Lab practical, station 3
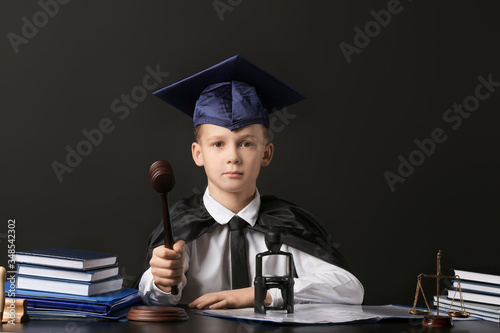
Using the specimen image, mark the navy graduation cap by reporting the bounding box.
[152,55,305,131]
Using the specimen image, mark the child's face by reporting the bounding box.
[192,124,273,197]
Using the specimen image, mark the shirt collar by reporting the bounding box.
[203,187,260,227]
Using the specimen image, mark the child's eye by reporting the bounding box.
[212,142,223,148]
[240,141,254,148]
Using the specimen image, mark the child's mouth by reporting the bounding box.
[223,171,243,178]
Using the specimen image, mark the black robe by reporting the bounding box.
[140,194,351,275]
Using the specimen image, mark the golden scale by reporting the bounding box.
[409,250,470,327]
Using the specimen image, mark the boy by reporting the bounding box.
[138,55,364,309]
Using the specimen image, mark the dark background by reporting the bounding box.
[1,0,499,306]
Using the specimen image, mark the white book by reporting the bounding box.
[454,269,500,286]
[17,264,119,282]
[453,280,500,296]
[448,289,500,306]
[16,275,123,296]
[435,296,500,323]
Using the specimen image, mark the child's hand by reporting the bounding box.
[149,240,185,293]
[188,287,272,309]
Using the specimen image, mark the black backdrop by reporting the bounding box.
[1,1,499,306]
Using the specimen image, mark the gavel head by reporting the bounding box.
[149,160,176,193]
[265,229,283,253]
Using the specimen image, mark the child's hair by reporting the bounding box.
[193,125,202,142]
[194,125,271,143]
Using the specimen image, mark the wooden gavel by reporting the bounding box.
[149,161,178,295]
[126,161,188,322]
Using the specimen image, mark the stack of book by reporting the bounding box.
[433,268,500,323]
[12,247,140,320]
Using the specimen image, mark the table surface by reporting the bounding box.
[1,308,499,333]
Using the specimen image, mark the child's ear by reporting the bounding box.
[192,142,204,166]
[261,142,274,167]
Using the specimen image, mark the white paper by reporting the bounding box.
[202,304,426,324]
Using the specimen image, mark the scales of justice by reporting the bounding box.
[409,250,470,327]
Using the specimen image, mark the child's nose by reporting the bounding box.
[226,145,241,164]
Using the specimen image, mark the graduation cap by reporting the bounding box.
[152,55,305,131]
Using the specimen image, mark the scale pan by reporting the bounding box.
[409,309,431,315]
[448,311,470,318]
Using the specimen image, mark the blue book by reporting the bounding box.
[14,247,118,270]
[7,285,138,303]
[16,275,123,296]
[26,304,134,320]
[25,292,140,315]
[17,263,119,282]
[6,287,140,315]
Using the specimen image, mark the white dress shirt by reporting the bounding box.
[139,188,364,306]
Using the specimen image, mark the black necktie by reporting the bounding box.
[229,215,249,289]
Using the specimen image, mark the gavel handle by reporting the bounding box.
[161,193,179,295]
